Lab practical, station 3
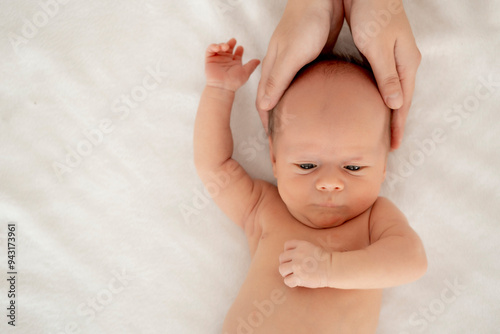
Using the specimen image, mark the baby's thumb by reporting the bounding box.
[243,59,261,78]
[371,57,404,110]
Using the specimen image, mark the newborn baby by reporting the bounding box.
[194,38,427,334]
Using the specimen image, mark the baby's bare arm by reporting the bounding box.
[330,197,427,289]
[194,39,262,229]
[279,197,427,289]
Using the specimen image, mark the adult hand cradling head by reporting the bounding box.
[256,0,421,150]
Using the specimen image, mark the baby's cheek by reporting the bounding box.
[277,185,305,221]
[278,187,297,212]
[351,181,379,209]
[280,178,307,205]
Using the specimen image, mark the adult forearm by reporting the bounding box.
[330,235,427,289]
[193,86,235,174]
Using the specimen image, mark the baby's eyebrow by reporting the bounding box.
[286,142,374,160]
[347,156,365,162]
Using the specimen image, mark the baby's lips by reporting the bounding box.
[316,201,340,209]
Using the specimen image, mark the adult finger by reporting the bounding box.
[367,46,404,110]
[390,43,421,150]
[255,44,277,130]
[257,48,302,113]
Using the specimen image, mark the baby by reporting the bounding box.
[194,38,427,334]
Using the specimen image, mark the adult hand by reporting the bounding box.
[256,0,345,131]
[343,0,421,150]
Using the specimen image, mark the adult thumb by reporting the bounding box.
[370,55,404,110]
[257,55,298,112]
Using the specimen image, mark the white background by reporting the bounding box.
[1,0,499,333]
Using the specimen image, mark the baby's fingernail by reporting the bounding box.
[385,92,402,109]
[260,95,271,110]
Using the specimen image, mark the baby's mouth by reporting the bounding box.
[316,201,341,209]
[319,202,336,208]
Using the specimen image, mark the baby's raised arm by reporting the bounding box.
[194,39,263,230]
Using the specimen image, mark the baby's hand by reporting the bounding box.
[205,38,260,92]
[278,240,332,288]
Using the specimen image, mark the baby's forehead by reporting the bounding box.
[280,60,382,115]
[294,60,375,89]
[272,59,390,148]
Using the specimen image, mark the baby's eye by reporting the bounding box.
[344,165,361,171]
[298,163,317,170]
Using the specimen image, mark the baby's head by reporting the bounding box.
[268,56,391,229]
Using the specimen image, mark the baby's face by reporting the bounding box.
[269,62,390,229]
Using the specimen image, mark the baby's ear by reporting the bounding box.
[268,136,278,178]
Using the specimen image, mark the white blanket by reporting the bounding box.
[1,0,499,333]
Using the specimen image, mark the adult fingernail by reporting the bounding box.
[260,95,272,110]
[386,92,402,109]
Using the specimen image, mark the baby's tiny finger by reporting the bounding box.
[278,251,292,264]
[206,44,220,54]
[234,45,244,59]
[283,239,300,251]
[227,38,237,50]
[278,262,293,277]
[284,275,300,288]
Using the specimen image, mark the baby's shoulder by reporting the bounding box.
[241,179,277,221]
[241,179,280,249]
[368,196,408,241]
[370,196,404,218]
[247,179,280,217]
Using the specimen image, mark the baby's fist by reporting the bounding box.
[278,240,332,288]
[205,38,260,92]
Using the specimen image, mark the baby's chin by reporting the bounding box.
[289,207,350,229]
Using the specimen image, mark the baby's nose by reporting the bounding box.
[316,176,344,192]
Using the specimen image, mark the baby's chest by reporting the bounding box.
[254,208,371,259]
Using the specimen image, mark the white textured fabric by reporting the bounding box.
[1,1,499,333]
